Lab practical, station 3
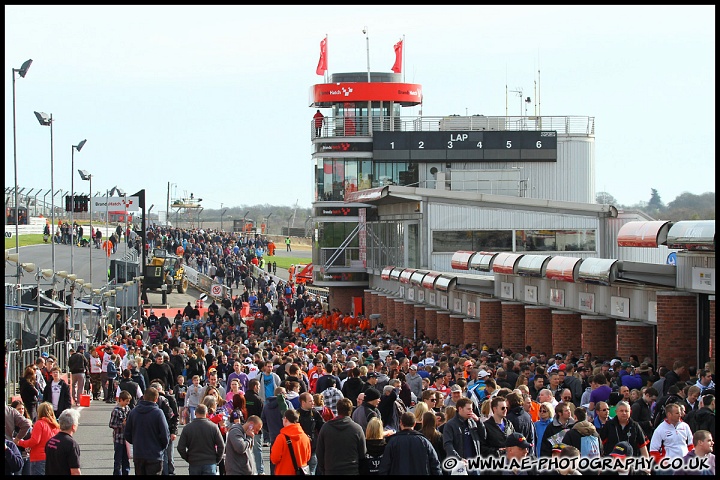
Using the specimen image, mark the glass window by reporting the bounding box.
[432,230,513,253]
[515,229,596,252]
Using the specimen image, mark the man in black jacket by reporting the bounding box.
[630,387,658,437]
[442,397,485,474]
[378,412,441,475]
[298,392,325,475]
[147,354,175,393]
[482,396,515,475]
[68,346,89,405]
[117,369,142,410]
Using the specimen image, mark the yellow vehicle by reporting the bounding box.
[144,248,188,294]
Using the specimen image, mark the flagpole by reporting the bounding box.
[402,34,405,83]
[364,26,371,82]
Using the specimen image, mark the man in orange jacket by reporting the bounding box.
[270,410,311,475]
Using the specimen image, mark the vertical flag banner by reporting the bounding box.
[391,39,403,73]
[316,36,328,76]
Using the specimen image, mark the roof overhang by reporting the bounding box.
[346,185,618,217]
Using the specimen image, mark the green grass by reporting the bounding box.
[5,234,47,250]
[263,256,309,270]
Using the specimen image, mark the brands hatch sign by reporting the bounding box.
[91,196,140,212]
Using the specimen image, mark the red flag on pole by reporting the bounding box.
[391,39,403,73]
[316,37,328,76]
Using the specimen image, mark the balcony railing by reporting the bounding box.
[311,115,595,139]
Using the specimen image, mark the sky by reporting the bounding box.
[5,5,715,216]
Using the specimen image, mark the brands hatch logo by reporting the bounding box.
[321,208,351,216]
[321,143,351,151]
[328,87,354,96]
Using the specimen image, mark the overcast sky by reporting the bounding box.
[5,5,715,215]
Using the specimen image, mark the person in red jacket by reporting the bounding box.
[270,409,312,475]
[17,402,61,475]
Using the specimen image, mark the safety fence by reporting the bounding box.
[5,341,69,405]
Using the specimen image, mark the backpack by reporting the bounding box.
[580,434,601,458]
[652,395,681,430]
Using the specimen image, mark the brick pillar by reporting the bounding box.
[376,294,387,329]
[523,306,551,355]
[363,289,373,316]
[502,302,525,353]
[581,316,616,360]
[449,315,464,347]
[710,296,716,361]
[403,302,415,338]
[436,311,452,345]
[394,299,405,335]
[463,318,480,347]
[425,308,439,341]
[616,322,654,364]
[479,299,502,350]
[386,296,398,332]
[414,305,426,339]
[657,291,697,368]
[552,310,582,356]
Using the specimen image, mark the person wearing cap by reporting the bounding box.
[378,411,441,475]
[619,362,644,391]
[608,441,635,474]
[444,384,464,408]
[467,369,491,407]
[505,432,533,474]
[352,387,382,431]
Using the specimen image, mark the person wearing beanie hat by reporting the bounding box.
[351,387,381,431]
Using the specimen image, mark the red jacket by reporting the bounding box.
[270,423,312,475]
[17,417,60,462]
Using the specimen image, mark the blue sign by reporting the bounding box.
[666,252,677,265]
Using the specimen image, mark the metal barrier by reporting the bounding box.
[5,341,68,405]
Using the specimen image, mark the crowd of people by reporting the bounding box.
[6,225,717,475]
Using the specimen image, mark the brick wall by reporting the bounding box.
[616,322,654,365]
[403,302,415,338]
[415,305,426,339]
[710,296,716,360]
[479,299,502,349]
[502,302,525,353]
[436,311,452,345]
[425,308,438,340]
[463,319,480,346]
[363,289,373,317]
[449,315,464,347]
[552,310,582,356]
[581,316,616,360]
[524,306,551,356]
[376,294,387,328]
[657,291,697,368]
[328,286,365,313]
[394,299,405,335]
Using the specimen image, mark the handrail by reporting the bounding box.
[311,115,595,139]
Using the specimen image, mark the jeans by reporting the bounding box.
[133,458,163,475]
[253,430,265,474]
[188,464,218,475]
[188,406,196,422]
[162,437,175,475]
[308,452,318,475]
[113,442,130,475]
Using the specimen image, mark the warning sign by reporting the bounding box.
[211,284,222,296]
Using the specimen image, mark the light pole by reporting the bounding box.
[266,212,273,235]
[70,139,87,274]
[35,268,54,350]
[35,112,56,271]
[220,207,228,232]
[56,271,77,344]
[79,170,93,286]
[11,58,32,305]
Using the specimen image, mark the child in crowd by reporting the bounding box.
[185,375,203,422]
[109,391,131,475]
[175,374,188,425]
